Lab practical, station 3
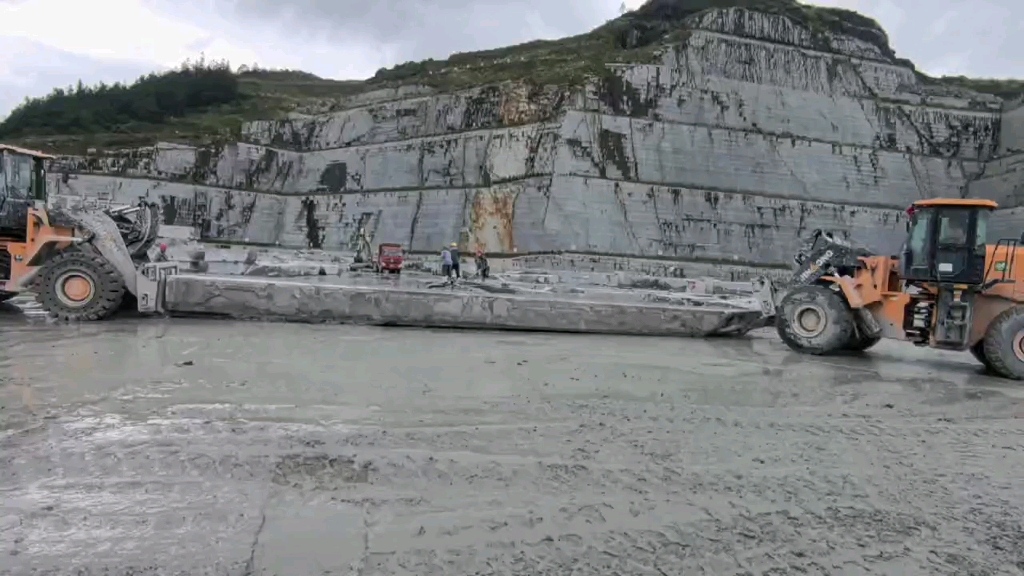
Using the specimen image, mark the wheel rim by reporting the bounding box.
[1012,331,1024,362]
[791,304,827,338]
[55,270,96,308]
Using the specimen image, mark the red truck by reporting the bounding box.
[375,243,404,274]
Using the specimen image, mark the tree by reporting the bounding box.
[0,58,243,139]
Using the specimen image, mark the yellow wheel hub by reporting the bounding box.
[1013,331,1024,362]
[55,271,96,307]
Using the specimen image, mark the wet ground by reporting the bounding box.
[2,316,1024,575]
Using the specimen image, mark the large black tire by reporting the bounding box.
[982,306,1024,380]
[0,249,16,302]
[34,251,126,321]
[970,340,995,372]
[776,284,855,355]
[846,332,882,352]
[0,248,9,281]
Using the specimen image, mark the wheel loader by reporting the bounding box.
[0,144,168,320]
[765,197,1024,379]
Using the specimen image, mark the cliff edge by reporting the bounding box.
[11,0,1024,275]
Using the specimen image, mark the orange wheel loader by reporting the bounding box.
[762,198,1024,379]
[0,144,163,320]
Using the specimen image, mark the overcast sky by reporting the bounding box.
[1,0,1022,120]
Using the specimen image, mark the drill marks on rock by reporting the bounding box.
[689,7,892,62]
[763,134,813,201]
[611,182,642,252]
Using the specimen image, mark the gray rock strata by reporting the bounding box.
[45,7,1024,274]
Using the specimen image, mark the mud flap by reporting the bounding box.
[66,209,139,296]
[855,307,882,338]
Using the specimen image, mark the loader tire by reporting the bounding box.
[982,306,1024,380]
[846,332,881,352]
[35,251,125,321]
[0,249,18,302]
[970,340,995,372]
[776,284,854,355]
[0,247,10,281]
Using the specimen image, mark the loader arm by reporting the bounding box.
[62,208,140,296]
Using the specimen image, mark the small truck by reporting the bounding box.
[374,243,404,274]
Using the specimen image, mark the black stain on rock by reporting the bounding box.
[246,148,279,189]
[598,129,634,180]
[463,86,503,130]
[300,197,324,249]
[597,73,654,118]
[319,162,347,193]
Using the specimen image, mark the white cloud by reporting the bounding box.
[4,0,259,65]
[2,0,1023,123]
[0,37,157,119]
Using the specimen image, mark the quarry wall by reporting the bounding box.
[47,7,1024,274]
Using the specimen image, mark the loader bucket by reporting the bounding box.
[62,207,140,296]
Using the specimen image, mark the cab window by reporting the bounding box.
[937,208,971,245]
[907,209,931,255]
[3,152,33,200]
[974,209,989,249]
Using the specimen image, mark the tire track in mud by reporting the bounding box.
[4,389,1023,576]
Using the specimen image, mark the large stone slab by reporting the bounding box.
[162,275,764,336]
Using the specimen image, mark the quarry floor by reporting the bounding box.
[2,317,1024,575]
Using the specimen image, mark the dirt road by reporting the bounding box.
[2,317,1023,575]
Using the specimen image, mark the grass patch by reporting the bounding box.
[916,74,1024,100]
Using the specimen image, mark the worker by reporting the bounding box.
[440,245,452,279]
[449,242,461,279]
[475,249,490,280]
[153,243,169,262]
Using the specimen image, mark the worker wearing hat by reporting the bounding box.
[440,244,452,279]
[475,249,489,280]
[154,243,169,262]
[449,242,461,279]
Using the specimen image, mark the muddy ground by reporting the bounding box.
[2,316,1024,575]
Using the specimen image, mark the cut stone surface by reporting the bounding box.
[162,274,765,336]
[42,7,1024,276]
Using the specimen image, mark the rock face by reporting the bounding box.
[46,7,1023,273]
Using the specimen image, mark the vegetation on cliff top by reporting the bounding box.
[0,58,240,140]
[368,0,892,89]
[0,62,368,152]
[1,0,1021,152]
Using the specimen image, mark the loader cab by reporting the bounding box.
[0,144,51,241]
[900,198,995,286]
